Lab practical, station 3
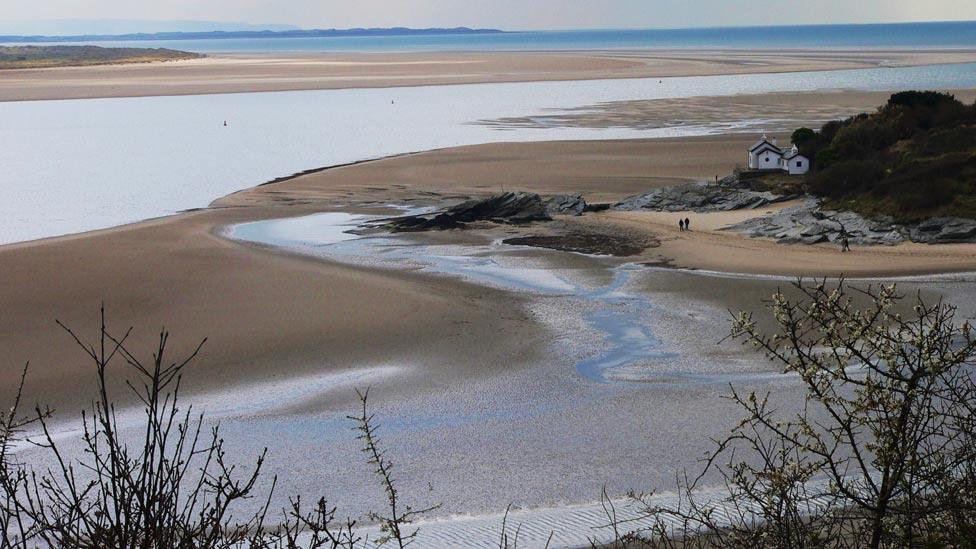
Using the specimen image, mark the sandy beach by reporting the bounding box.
[6,131,976,410]
[3,48,976,101]
[2,136,734,407]
[584,207,976,277]
[0,203,546,413]
[217,135,976,278]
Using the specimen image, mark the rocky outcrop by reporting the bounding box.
[545,194,588,216]
[726,199,905,246]
[726,202,976,245]
[614,182,798,213]
[907,217,976,244]
[503,231,655,256]
[615,180,976,246]
[376,184,976,246]
[384,192,550,231]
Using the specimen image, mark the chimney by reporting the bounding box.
[772,137,778,146]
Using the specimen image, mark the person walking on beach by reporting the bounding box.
[678,219,685,231]
[684,217,691,231]
[841,235,851,252]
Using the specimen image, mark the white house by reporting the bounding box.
[748,135,784,170]
[781,145,810,175]
[746,134,810,175]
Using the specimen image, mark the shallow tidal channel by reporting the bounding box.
[229,208,803,386]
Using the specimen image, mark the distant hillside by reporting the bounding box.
[0,19,299,36]
[0,27,503,44]
[793,91,976,221]
[0,45,203,69]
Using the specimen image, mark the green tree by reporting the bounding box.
[790,127,817,146]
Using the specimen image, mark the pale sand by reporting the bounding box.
[583,207,976,277]
[4,48,976,101]
[0,206,545,411]
[215,135,763,207]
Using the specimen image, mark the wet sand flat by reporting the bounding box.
[4,48,976,101]
[480,89,976,133]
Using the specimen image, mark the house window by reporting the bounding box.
[797,161,803,167]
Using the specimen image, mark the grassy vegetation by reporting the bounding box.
[736,170,806,195]
[0,45,202,69]
[792,91,976,222]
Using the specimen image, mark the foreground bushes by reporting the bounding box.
[622,281,976,548]
[0,310,433,549]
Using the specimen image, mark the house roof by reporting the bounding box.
[756,144,783,156]
[783,147,807,160]
[749,135,782,153]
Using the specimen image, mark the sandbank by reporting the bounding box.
[3,48,976,101]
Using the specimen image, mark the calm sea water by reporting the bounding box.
[21,21,976,53]
[2,62,976,245]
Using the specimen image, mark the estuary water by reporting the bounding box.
[2,62,976,245]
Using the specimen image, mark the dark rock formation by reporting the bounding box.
[908,217,976,244]
[384,192,550,231]
[614,179,976,246]
[545,194,588,216]
[726,199,905,246]
[726,201,976,245]
[614,182,798,213]
[503,232,654,256]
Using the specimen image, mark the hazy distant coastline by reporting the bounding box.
[2,21,976,52]
[0,26,503,44]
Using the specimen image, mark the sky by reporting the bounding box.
[2,0,976,34]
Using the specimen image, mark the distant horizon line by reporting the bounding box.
[1,19,975,43]
[550,19,976,32]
